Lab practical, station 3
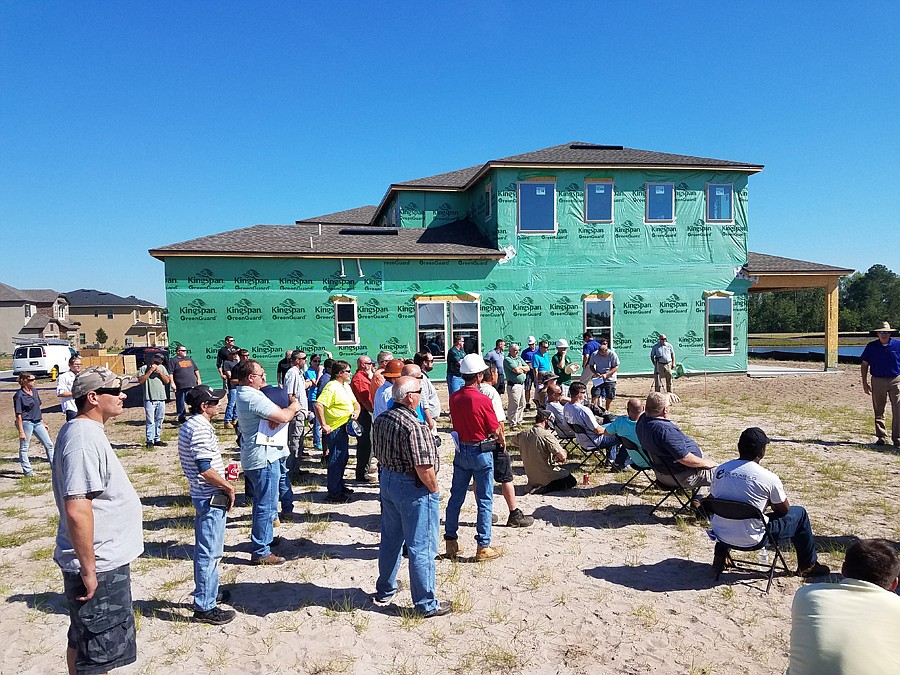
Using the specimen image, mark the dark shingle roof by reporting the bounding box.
[150,221,503,259]
[394,164,484,188]
[297,205,378,224]
[0,282,63,304]
[65,289,160,308]
[747,252,854,274]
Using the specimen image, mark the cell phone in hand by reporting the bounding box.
[210,493,230,510]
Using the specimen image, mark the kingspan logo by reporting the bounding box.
[613,331,632,350]
[206,339,226,356]
[400,202,422,218]
[234,268,269,290]
[578,224,607,240]
[338,344,370,356]
[271,298,307,321]
[643,331,664,349]
[678,330,704,348]
[694,299,706,314]
[180,298,217,322]
[721,223,748,236]
[419,259,450,266]
[165,276,178,288]
[498,182,517,204]
[379,336,407,352]
[313,301,335,320]
[301,337,320,352]
[397,298,416,318]
[364,270,383,291]
[403,282,422,293]
[433,202,460,220]
[687,218,712,237]
[459,259,487,266]
[485,282,498,291]
[226,298,263,322]
[278,270,313,290]
[622,294,652,315]
[659,293,689,314]
[323,272,357,292]
[481,296,506,318]
[614,219,641,240]
[187,268,225,289]
[549,295,579,317]
[358,298,388,319]
[253,339,284,358]
[675,182,699,202]
[513,295,543,318]
[559,182,581,203]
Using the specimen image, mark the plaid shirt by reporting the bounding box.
[372,403,439,475]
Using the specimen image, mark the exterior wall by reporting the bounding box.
[0,304,26,353]
[69,306,164,348]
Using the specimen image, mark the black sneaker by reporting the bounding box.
[506,508,534,528]
[875,438,887,446]
[341,486,355,495]
[153,440,167,447]
[193,606,236,625]
[423,600,453,618]
[326,493,352,504]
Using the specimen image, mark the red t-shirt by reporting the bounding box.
[449,385,499,443]
[350,370,374,412]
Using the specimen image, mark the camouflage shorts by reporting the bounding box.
[63,564,137,675]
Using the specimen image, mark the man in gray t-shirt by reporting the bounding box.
[51,366,143,675]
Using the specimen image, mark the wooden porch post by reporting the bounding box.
[824,279,839,371]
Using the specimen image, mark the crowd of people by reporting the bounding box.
[33,321,900,675]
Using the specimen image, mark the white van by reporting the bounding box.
[12,341,77,380]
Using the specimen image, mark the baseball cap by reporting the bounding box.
[738,427,770,455]
[261,384,291,408]
[185,385,227,407]
[527,335,536,345]
[72,367,126,398]
[460,353,489,375]
[556,339,569,349]
[383,359,405,379]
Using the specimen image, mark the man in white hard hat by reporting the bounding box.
[551,339,577,387]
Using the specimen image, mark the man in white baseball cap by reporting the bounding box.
[551,339,577,387]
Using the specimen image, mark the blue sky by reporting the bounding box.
[2,2,898,305]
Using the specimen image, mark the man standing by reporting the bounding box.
[234,359,302,565]
[446,334,466,395]
[372,376,451,618]
[709,427,829,577]
[522,336,538,410]
[650,333,676,393]
[276,349,293,386]
[56,354,83,422]
[52,367,143,675]
[444,353,503,561]
[636,391,716,488]
[221,348,240,428]
[137,352,170,448]
[588,338,619,410]
[516,409,577,494]
[350,355,376,482]
[532,340,552,388]
[551,339,576,386]
[283,350,311,481]
[168,345,202,424]
[580,330,600,386]
[503,343,529,428]
[216,335,236,387]
[789,538,900,674]
[860,321,900,447]
[413,350,441,428]
[484,338,506,395]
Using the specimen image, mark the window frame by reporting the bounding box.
[517,180,557,235]
[705,183,734,223]
[106,311,114,320]
[705,295,734,356]
[645,182,675,224]
[584,179,614,223]
[333,299,359,346]
[415,300,448,361]
[583,297,614,345]
[24,304,34,318]
[449,299,481,355]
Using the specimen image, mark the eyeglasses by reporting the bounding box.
[95,386,122,396]
[25,377,36,382]
[177,349,187,353]
[409,389,422,394]
[248,371,264,379]
[878,331,891,335]
[225,339,234,343]
[413,374,423,379]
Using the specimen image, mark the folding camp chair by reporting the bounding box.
[547,412,580,455]
[567,422,615,470]
[615,436,655,494]
[700,497,791,593]
[641,445,702,518]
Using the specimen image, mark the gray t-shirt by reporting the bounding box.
[52,418,144,573]
[588,349,620,382]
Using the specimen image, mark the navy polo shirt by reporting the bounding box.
[860,338,900,378]
[636,414,703,474]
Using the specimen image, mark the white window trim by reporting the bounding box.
[705,183,734,223]
[333,299,359,346]
[645,182,675,224]
[583,296,614,345]
[415,300,448,362]
[705,294,734,356]
[24,304,34,318]
[584,179,615,223]
[517,180,558,235]
[449,299,482,354]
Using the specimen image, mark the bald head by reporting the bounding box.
[401,363,422,378]
[626,398,644,420]
[645,392,669,418]
[392,375,420,405]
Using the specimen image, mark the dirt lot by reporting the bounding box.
[1,362,897,675]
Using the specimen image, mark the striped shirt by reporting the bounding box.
[177,414,226,499]
[372,404,439,475]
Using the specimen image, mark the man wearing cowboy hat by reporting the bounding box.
[860,321,900,447]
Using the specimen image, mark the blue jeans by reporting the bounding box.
[715,505,819,569]
[312,417,322,449]
[444,444,494,547]
[244,461,280,559]
[278,457,294,515]
[19,420,54,475]
[175,389,189,421]
[144,400,165,443]
[447,375,464,395]
[192,496,227,611]
[325,425,349,497]
[224,388,237,423]
[376,469,439,613]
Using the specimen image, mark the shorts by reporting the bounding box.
[493,450,514,484]
[591,381,617,402]
[63,564,137,675]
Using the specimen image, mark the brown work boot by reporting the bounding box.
[475,545,501,562]
[798,562,830,578]
[444,539,460,559]
[251,554,286,566]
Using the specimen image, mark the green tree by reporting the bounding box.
[95,327,108,345]
[840,265,900,330]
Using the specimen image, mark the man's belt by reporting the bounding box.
[459,438,495,451]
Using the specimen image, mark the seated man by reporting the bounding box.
[599,397,644,472]
[709,427,829,578]
[789,538,900,674]
[563,382,619,457]
[635,391,716,488]
[515,410,577,494]
[545,384,568,428]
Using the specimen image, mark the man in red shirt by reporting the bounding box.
[444,354,502,562]
[350,356,376,482]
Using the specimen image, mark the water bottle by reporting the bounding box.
[758,547,769,564]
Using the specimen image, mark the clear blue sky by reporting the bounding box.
[2,2,898,305]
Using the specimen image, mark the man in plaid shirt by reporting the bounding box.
[372,376,451,618]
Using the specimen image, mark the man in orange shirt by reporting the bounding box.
[350,356,376,482]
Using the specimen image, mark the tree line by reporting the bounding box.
[749,265,900,333]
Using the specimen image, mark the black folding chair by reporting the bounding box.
[567,422,615,470]
[700,497,791,593]
[547,412,580,455]
[641,445,701,518]
[615,436,655,494]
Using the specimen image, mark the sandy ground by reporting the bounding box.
[1,361,898,675]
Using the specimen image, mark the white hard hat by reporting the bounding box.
[459,353,488,375]
[556,339,569,349]
[527,335,537,345]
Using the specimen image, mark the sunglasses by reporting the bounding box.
[25,377,36,382]
[95,386,122,396]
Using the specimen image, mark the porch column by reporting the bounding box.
[824,279,839,371]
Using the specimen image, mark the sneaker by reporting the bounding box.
[145,442,155,449]
[216,589,231,604]
[475,545,501,562]
[798,562,831,577]
[444,539,460,559]
[373,592,397,606]
[341,486,356,495]
[251,554,285,566]
[423,600,453,618]
[279,512,296,523]
[875,438,886,446]
[492,513,499,525]
[153,440,167,447]
[193,606,236,625]
[506,508,534,528]
[326,493,352,504]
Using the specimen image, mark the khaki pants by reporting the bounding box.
[871,375,900,443]
[654,361,673,393]
[507,383,525,426]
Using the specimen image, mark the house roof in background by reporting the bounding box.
[0,282,64,304]
[746,252,854,275]
[65,289,161,308]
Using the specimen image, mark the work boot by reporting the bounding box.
[506,508,534,528]
[444,539,460,559]
[251,554,285,566]
[798,562,830,578]
[475,545,501,562]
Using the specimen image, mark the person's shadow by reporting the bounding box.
[584,558,722,592]
[6,591,184,622]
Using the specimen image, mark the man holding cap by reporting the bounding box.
[650,333,676,394]
[860,321,900,447]
[709,427,829,578]
[177,385,236,625]
[51,367,143,675]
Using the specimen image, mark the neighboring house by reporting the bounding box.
[65,289,167,349]
[0,282,80,353]
[150,142,849,382]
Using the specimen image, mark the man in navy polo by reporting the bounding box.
[861,321,900,448]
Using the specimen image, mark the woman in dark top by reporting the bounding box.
[13,373,55,475]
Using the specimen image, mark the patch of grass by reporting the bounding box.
[0,523,47,549]
[523,571,554,591]
[159,572,192,593]
[29,545,54,561]
[451,588,474,613]
[397,606,425,630]
[488,603,508,624]
[306,514,332,535]
[0,505,28,518]
[632,603,658,628]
